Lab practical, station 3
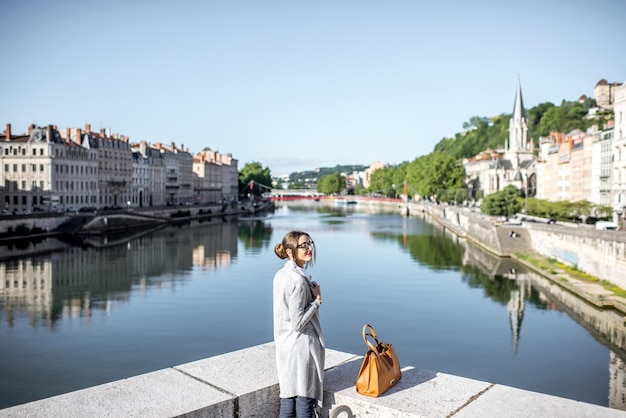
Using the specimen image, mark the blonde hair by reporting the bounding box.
[274,230,315,268]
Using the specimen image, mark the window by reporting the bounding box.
[13,164,17,172]
[32,164,36,172]
[40,164,44,172]
[3,164,7,172]
[22,164,26,172]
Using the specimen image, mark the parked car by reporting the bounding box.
[595,221,618,231]
[547,218,557,224]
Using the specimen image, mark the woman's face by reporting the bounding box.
[295,235,314,264]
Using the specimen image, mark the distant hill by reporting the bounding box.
[287,164,367,182]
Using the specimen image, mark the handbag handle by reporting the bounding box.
[361,324,383,355]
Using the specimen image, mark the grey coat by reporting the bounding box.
[273,260,325,406]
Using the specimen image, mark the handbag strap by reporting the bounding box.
[362,324,382,355]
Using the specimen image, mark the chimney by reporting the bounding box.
[85,123,91,134]
[66,128,71,142]
[76,128,82,145]
[29,124,34,135]
[5,123,10,141]
[100,128,105,136]
[47,125,53,142]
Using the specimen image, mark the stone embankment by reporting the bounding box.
[0,200,274,259]
[409,201,626,315]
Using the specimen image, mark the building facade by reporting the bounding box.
[594,79,622,109]
[0,123,239,213]
[613,82,626,222]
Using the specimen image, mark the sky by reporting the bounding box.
[1,0,625,177]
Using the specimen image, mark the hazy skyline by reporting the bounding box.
[2,0,625,176]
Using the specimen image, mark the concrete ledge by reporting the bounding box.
[0,368,234,418]
[2,343,624,418]
[324,358,625,417]
[174,342,354,417]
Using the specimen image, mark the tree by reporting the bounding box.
[405,152,465,199]
[317,173,346,195]
[368,166,395,197]
[392,162,410,197]
[480,185,521,217]
[239,162,272,197]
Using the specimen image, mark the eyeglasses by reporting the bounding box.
[296,242,314,251]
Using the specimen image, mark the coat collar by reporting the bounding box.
[284,259,311,280]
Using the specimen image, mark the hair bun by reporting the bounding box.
[274,243,287,259]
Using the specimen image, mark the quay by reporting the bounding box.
[1,342,624,417]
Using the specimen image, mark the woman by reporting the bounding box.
[273,230,325,418]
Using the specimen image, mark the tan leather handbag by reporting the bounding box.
[356,324,402,397]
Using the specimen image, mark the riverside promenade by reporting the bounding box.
[2,342,624,418]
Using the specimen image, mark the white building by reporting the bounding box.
[1,124,100,213]
[590,127,613,207]
[612,82,626,223]
[154,142,194,205]
[131,141,166,207]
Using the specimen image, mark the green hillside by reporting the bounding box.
[433,98,612,160]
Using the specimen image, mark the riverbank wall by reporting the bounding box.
[2,342,624,418]
[408,201,626,290]
[0,201,274,259]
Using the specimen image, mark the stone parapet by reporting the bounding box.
[2,343,623,418]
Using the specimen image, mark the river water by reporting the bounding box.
[1,201,625,411]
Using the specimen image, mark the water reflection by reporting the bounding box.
[237,219,274,251]
[0,219,247,329]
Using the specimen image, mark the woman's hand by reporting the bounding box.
[311,281,322,303]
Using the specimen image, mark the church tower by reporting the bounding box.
[506,78,533,168]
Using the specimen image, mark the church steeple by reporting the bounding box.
[512,78,526,121]
[507,77,530,167]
